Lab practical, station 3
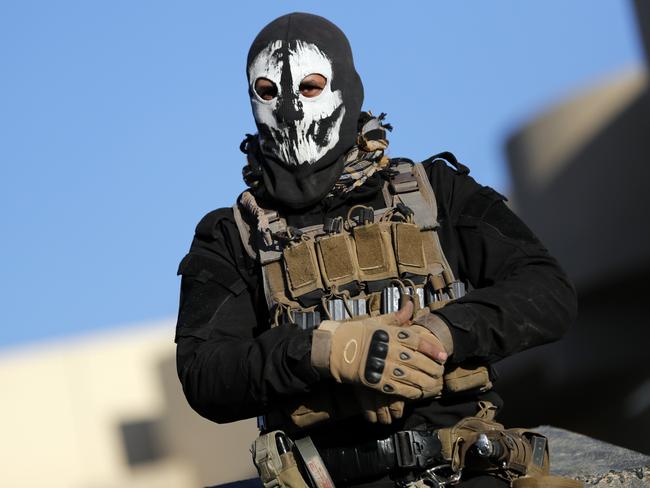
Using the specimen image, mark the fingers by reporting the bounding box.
[390,346,445,378]
[402,368,443,398]
[357,390,395,425]
[394,300,414,325]
[363,408,378,423]
[389,399,404,420]
[381,300,414,327]
[418,335,448,363]
[379,352,444,400]
[376,405,392,425]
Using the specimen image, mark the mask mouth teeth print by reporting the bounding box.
[249,40,346,166]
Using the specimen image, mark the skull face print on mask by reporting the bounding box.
[249,40,345,167]
[245,13,364,208]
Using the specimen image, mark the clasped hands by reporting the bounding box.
[311,300,451,424]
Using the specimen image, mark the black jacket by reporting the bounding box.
[175,155,577,440]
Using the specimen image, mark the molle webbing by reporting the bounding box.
[234,160,491,400]
[232,160,460,321]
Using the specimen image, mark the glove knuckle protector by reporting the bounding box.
[311,317,444,399]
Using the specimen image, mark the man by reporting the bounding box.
[175,12,577,488]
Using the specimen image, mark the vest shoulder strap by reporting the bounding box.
[233,191,287,264]
[387,159,439,230]
[232,196,257,260]
[233,160,443,259]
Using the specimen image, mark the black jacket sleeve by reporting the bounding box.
[175,208,319,424]
[424,157,578,364]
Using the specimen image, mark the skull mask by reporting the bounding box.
[248,40,345,166]
[246,13,364,209]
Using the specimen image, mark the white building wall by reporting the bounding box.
[0,320,257,488]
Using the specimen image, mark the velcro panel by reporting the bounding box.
[422,231,447,278]
[393,223,426,276]
[353,222,398,282]
[283,240,323,299]
[316,233,359,288]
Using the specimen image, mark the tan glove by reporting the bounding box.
[355,308,453,423]
[354,387,404,424]
[311,302,446,400]
[411,308,454,360]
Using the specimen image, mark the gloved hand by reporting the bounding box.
[354,387,404,424]
[311,301,446,400]
[410,308,454,361]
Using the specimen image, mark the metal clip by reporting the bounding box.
[292,311,321,330]
[404,286,425,309]
[421,464,462,487]
[449,281,466,300]
[327,298,367,321]
[324,216,343,234]
[381,286,401,314]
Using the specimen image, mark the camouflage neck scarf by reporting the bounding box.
[241,111,392,201]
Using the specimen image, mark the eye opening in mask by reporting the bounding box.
[299,73,327,99]
[254,77,278,101]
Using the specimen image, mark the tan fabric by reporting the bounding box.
[253,431,309,488]
[315,233,360,288]
[354,387,404,425]
[476,400,498,421]
[393,223,427,276]
[438,416,505,468]
[283,239,323,299]
[283,383,404,428]
[276,452,310,488]
[266,260,291,306]
[428,272,446,292]
[444,365,492,393]
[284,386,335,428]
[310,326,332,375]
[311,313,445,400]
[438,416,557,485]
[353,222,398,282]
[412,309,454,355]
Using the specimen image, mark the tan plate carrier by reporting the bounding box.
[233,159,491,396]
[244,161,580,487]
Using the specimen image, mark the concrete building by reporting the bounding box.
[498,0,650,455]
[0,320,257,488]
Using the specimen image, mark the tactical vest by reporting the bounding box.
[234,157,492,395]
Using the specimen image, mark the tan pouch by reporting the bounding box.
[277,452,310,488]
[393,222,427,277]
[253,431,309,488]
[422,230,455,292]
[353,222,398,282]
[316,233,360,289]
[438,416,505,467]
[283,239,323,300]
[285,386,335,428]
[265,260,290,306]
[444,365,493,393]
[422,231,446,277]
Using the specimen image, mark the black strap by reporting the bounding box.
[317,429,442,484]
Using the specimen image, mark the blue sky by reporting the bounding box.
[0,1,643,348]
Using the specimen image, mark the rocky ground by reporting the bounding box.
[536,426,649,487]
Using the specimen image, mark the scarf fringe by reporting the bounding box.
[240,111,392,197]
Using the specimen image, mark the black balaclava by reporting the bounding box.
[246,13,364,209]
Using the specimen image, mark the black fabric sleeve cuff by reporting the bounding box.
[433,305,479,364]
[285,329,321,386]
